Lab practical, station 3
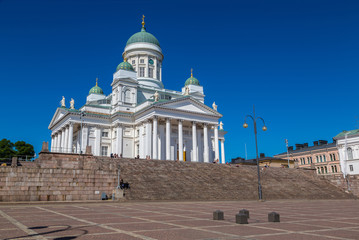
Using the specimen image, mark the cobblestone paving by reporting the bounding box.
[0,199,358,240]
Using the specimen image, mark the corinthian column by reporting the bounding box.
[220,139,225,164]
[178,120,183,161]
[166,118,171,160]
[214,124,219,162]
[152,117,158,159]
[203,124,209,163]
[192,122,197,162]
[64,126,69,153]
[68,122,73,153]
[146,120,152,158]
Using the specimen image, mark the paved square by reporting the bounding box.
[0,199,358,239]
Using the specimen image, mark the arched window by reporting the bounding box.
[323,155,326,162]
[126,90,131,102]
[333,154,336,161]
[321,167,324,173]
[316,156,319,163]
[303,158,305,165]
[334,165,338,172]
[325,166,328,174]
[320,156,322,162]
[317,168,321,174]
[347,147,353,160]
[331,166,334,172]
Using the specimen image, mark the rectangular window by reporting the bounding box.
[149,68,153,78]
[132,60,135,64]
[139,67,145,77]
[102,132,109,137]
[101,146,108,156]
[140,59,144,63]
[349,165,354,171]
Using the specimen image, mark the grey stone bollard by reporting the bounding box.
[239,209,249,219]
[213,210,224,220]
[268,212,280,222]
[236,213,248,224]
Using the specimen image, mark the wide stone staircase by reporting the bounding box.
[115,158,354,201]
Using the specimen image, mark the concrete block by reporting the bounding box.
[268,212,280,222]
[213,210,224,220]
[239,209,250,219]
[236,214,248,224]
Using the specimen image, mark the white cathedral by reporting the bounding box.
[49,17,227,163]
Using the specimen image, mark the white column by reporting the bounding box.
[50,135,54,152]
[197,128,202,162]
[178,120,183,161]
[68,123,73,153]
[55,134,59,151]
[221,139,225,164]
[60,130,65,152]
[214,124,219,162]
[146,120,152,158]
[139,124,144,158]
[203,124,209,163]
[81,125,88,153]
[64,126,69,153]
[192,122,197,162]
[159,124,165,160]
[95,127,101,156]
[152,117,158,159]
[166,118,171,160]
[116,124,123,155]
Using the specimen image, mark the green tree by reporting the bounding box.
[0,139,15,158]
[14,141,35,157]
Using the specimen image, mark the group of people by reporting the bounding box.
[119,179,130,189]
[110,153,122,158]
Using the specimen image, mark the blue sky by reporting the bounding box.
[1,0,359,161]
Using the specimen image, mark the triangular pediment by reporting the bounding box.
[48,108,68,129]
[155,97,222,117]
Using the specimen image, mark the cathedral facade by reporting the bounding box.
[48,17,226,163]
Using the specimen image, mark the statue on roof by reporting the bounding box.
[219,121,224,130]
[212,101,217,111]
[154,91,159,102]
[184,86,190,95]
[60,96,65,107]
[70,98,75,109]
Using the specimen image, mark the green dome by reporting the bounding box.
[116,61,135,72]
[185,76,200,86]
[89,80,104,95]
[126,27,160,47]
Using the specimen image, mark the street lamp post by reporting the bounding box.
[243,105,267,201]
[285,139,290,168]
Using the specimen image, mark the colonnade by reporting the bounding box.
[139,117,225,163]
[51,122,74,153]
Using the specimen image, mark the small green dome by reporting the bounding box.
[89,79,104,95]
[116,61,135,72]
[185,77,200,86]
[126,27,160,47]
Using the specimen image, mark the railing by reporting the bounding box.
[0,155,36,166]
[50,147,83,154]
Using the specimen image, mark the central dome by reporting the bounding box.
[126,27,160,47]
